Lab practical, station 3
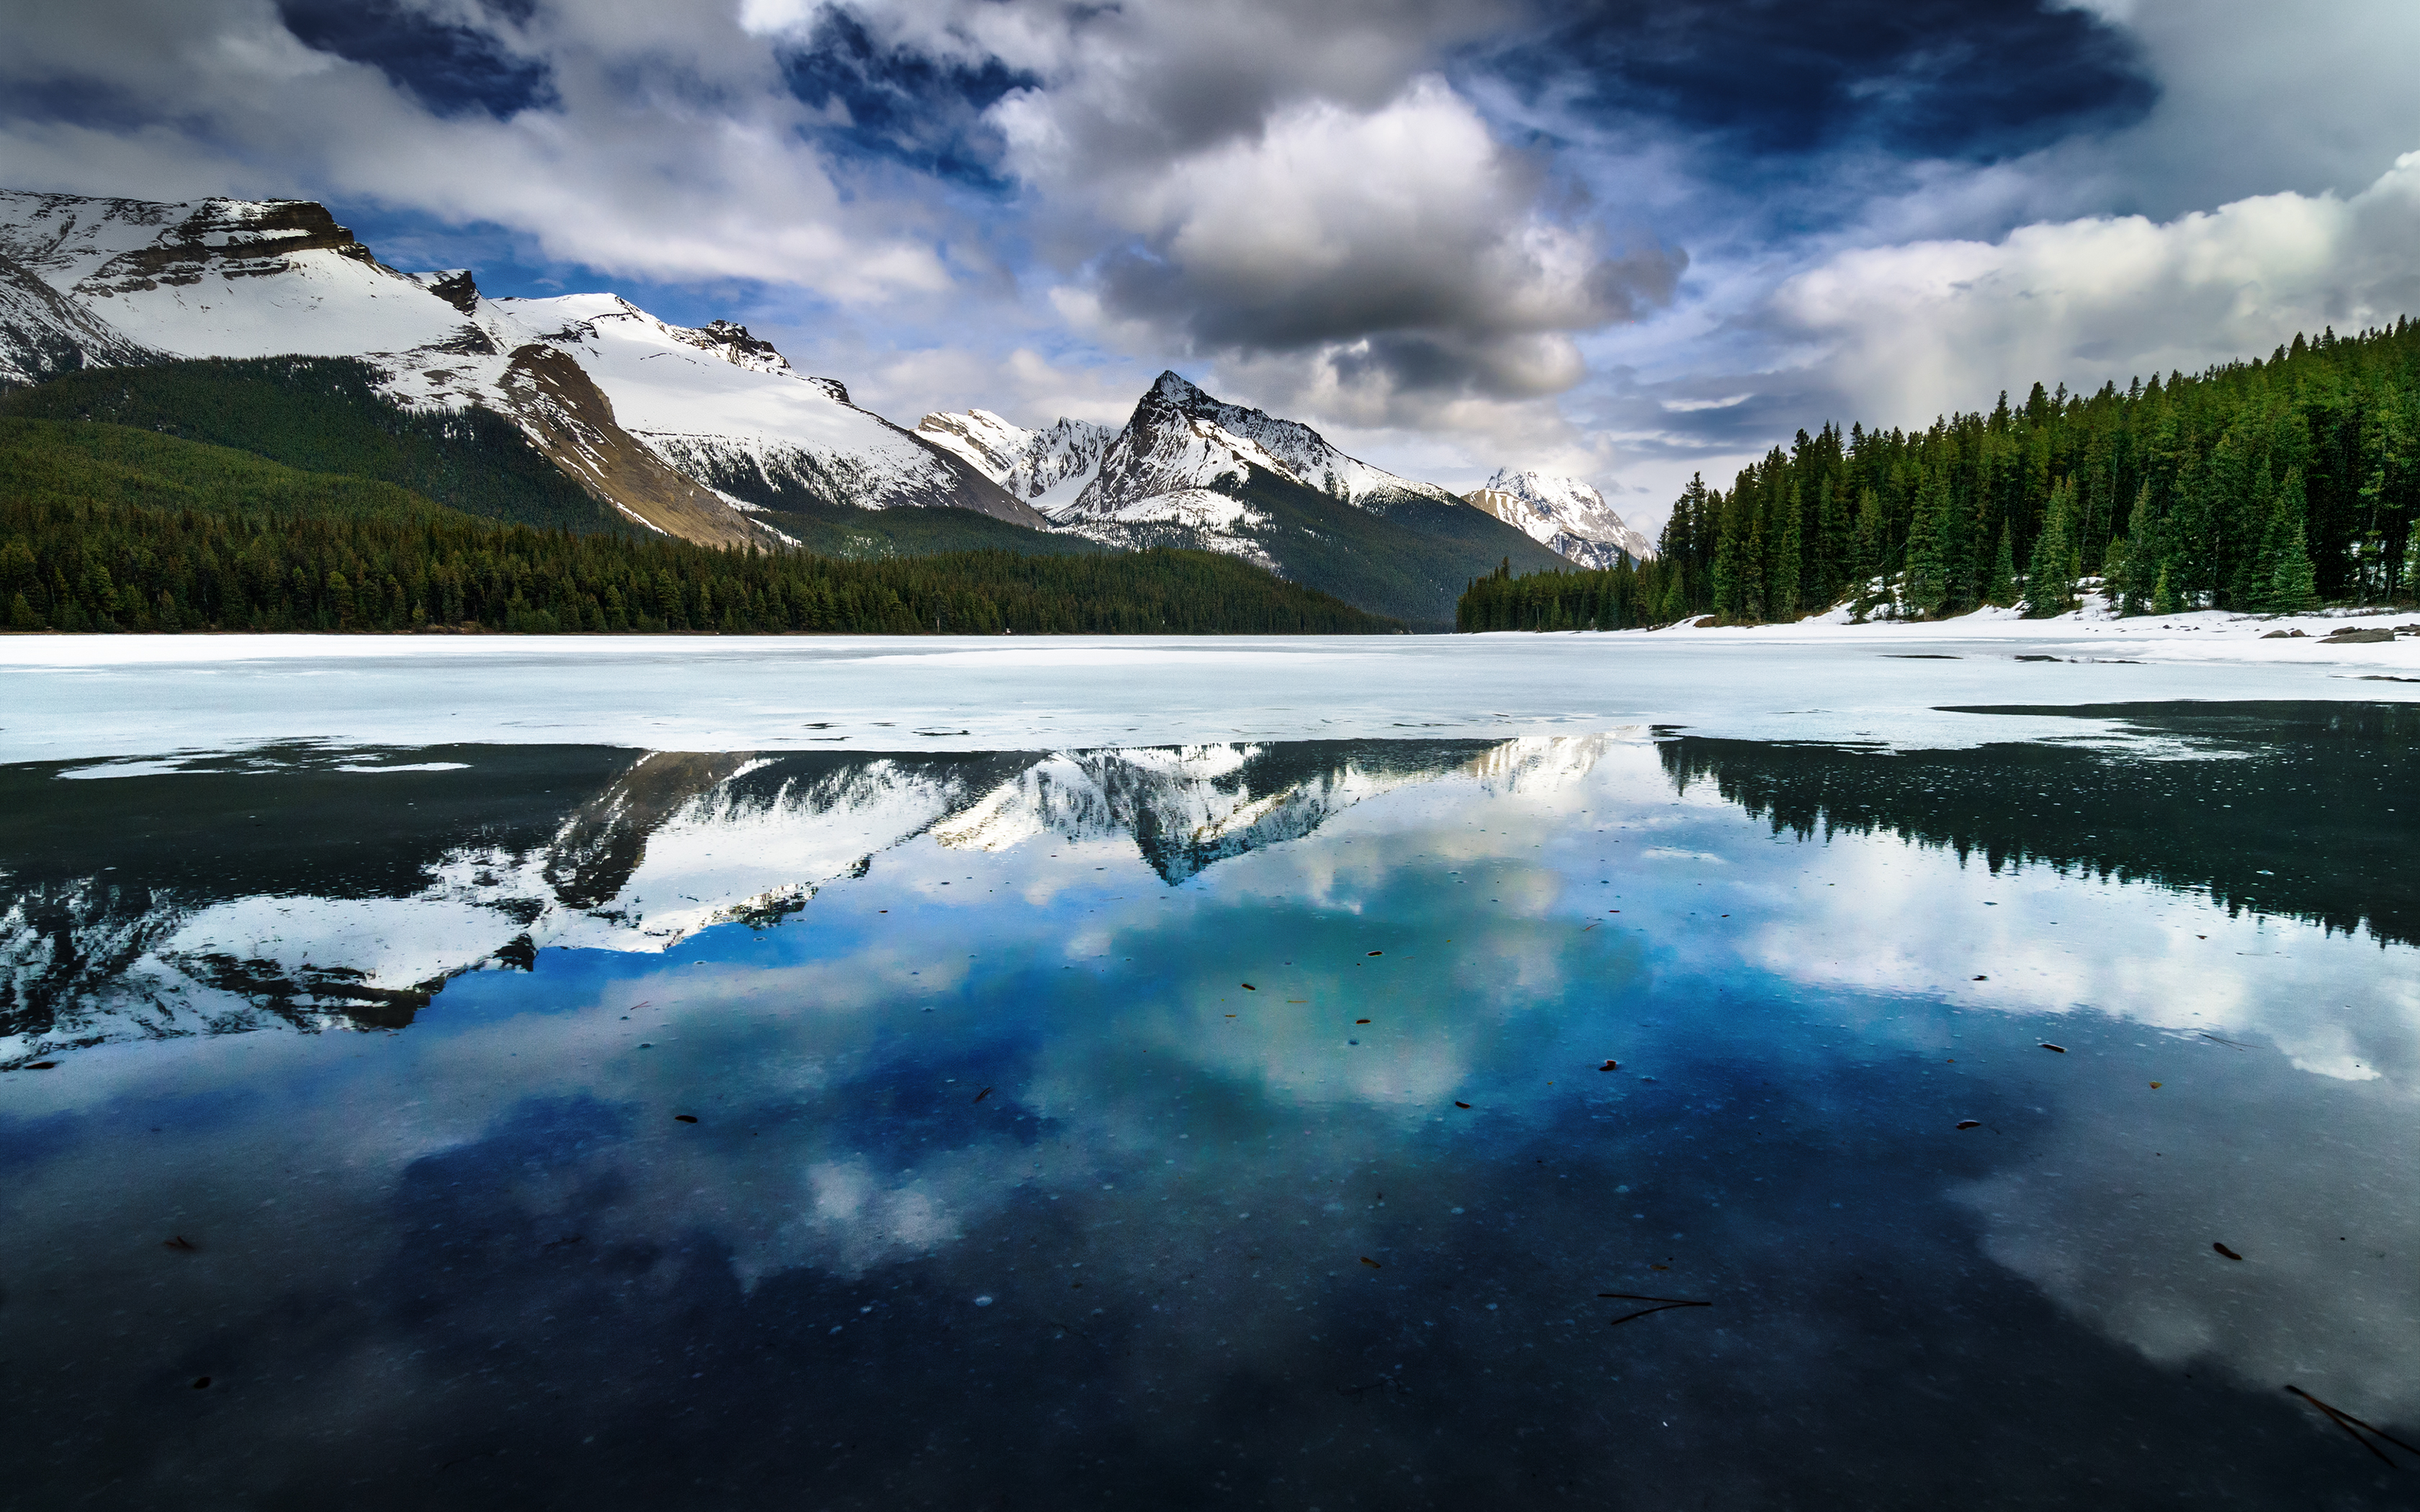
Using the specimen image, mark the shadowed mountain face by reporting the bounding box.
[1660,701,2420,949]
[4,737,1604,1062]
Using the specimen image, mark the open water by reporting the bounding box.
[3,680,2417,1507]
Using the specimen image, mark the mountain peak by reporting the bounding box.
[915,406,1116,510]
[1151,369,1206,402]
[1467,469,1654,567]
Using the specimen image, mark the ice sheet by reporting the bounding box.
[2,622,2414,765]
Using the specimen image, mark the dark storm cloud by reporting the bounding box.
[777,6,1039,191]
[1498,0,2158,161]
[277,0,555,120]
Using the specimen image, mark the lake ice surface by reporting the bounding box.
[2,637,2416,1507]
[3,623,2416,763]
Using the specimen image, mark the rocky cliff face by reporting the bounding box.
[915,409,1116,513]
[1466,469,1655,568]
[0,253,157,387]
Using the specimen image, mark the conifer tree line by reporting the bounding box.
[1461,318,2420,631]
[0,419,1396,635]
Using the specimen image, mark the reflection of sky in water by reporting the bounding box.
[3,714,2415,1506]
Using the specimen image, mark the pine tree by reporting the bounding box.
[1773,487,1803,620]
[2152,564,2179,614]
[1850,488,1886,610]
[1982,521,2015,607]
[2118,484,2157,615]
[2267,521,2319,613]
[2025,480,2079,616]
[1711,505,1744,621]
[1904,474,1948,617]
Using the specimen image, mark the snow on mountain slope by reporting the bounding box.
[0,192,1036,539]
[0,253,156,386]
[0,192,478,361]
[1466,469,1656,568]
[1037,369,1569,621]
[915,409,1116,513]
[468,295,1044,527]
[1075,372,1456,518]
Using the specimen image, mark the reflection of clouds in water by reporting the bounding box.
[10,726,2415,1468]
[802,1159,964,1272]
[1725,833,2420,1085]
[1675,804,2420,1428]
[1954,1070,2420,1424]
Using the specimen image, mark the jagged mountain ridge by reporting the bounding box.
[1034,371,1569,623]
[0,192,1035,544]
[1466,469,1656,569]
[1074,372,1458,516]
[914,408,1116,513]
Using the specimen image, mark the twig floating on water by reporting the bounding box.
[2286,1385,2419,1465]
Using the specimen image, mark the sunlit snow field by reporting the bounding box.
[3,634,2417,1508]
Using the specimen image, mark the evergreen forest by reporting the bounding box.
[1461,318,2420,631]
[0,418,1398,635]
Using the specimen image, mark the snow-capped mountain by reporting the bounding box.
[448,293,1046,528]
[1021,371,1566,619]
[1071,371,1458,526]
[914,409,1117,513]
[0,192,477,362]
[0,192,1034,541]
[1465,469,1656,568]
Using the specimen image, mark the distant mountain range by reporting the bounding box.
[0,191,1650,624]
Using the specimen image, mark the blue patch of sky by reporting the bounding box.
[1487,0,2156,164]
[276,0,556,120]
[776,6,1039,194]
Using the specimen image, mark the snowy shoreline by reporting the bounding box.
[2,615,2414,766]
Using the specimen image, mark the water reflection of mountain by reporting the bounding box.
[1659,701,2420,948]
[3,737,1551,1063]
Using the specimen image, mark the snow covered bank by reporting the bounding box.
[1,624,2413,765]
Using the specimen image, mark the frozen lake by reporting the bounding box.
[4,634,2417,1506]
[4,620,2417,760]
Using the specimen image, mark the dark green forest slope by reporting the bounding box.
[0,419,1398,634]
[753,496,1108,562]
[1462,318,2420,630]
[1142,472,1567,629]
[0,358,627,536]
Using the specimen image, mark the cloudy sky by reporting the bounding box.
[6,0,2419,528]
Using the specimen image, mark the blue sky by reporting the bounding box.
[6,0,2419,528]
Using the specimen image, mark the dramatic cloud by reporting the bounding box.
[0,0,958,297]
[1769,152,2420,428]
[1064,78,1681,401]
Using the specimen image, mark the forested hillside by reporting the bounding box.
[1463,318,2420,630]
[0,419,1399,634]
[0,358,629,536]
